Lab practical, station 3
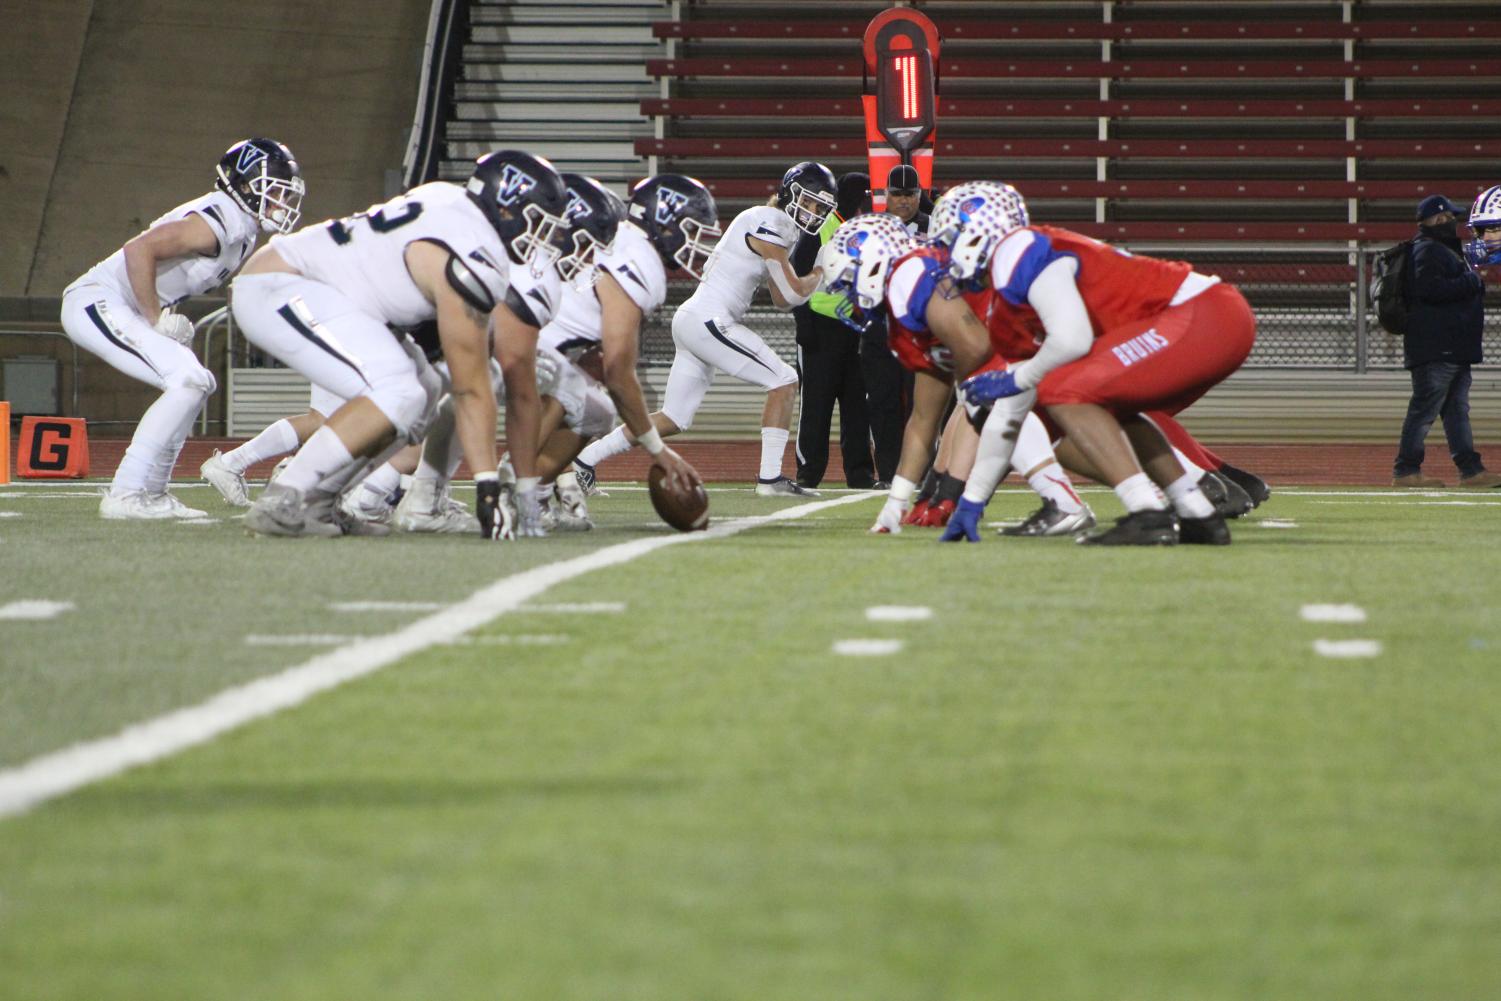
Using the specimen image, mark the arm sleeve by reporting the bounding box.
[765,256,812,307]
[1009,257,1091,391]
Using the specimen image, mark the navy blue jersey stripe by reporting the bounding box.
[275,303,369,386]
[84,302,162,379]
[705,319,774,373]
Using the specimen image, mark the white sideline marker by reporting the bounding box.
[329,601,446,613]
[1313,639,1383,659]
[1258,519,1299,529]
[833,639,904,657]
[0,601,76,621]
[0,511,22,519]
[520,602,626,614]
[0,492,878,819]
[865,605,933,623]
[1300,603,1367,624]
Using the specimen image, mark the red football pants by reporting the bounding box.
[1035,283,1255,418]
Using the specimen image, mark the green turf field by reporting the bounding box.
[2,481,1499,1000]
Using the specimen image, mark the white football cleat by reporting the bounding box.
[99,489,177,521]
[151,492,209,519]
[245,483,341,538]
[755,476,818,497]
[337,490,394,536]
[394,481,480,534]
[200,450,250,506]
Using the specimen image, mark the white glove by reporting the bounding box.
[515,486,547,538]
[534,349,562,396]
[869,494,909,534]
[155,311,194,346]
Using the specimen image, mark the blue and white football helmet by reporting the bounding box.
[557,173,623,282]
[1463,184,1501,274]
[928,181,1030,288]
[821,212,919,332]
[467,150,570,276]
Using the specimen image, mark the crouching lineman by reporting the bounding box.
[938,181,1255,544]
[395,173,707,531]
[61,138,305,519]
[575,161,835,496]
[232,149,570,538]
[821,214,1097,538]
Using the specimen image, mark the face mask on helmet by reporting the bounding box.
[1463,185,1501,274]
[672,215,721,279]
[253,172,306,235]
[825,214,916,332]
[784,183,838,234]
[506,203,570,278]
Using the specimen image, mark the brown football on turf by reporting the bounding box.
[648,465,710,532]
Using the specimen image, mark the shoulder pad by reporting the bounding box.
[445,253,497,314]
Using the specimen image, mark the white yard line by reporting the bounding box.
[832,639,905,656]
[1301,604,1367,623]
[328,601,446,613]
[1313,639,1383,659]
[865,605,933,622]
[0,601,76,621]
[0,493,876,819]
[520,601,626,613]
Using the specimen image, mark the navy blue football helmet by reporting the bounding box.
[215,138,305,234]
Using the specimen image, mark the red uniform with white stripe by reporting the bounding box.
[882,245,1004,378]
[980,225,1255,416]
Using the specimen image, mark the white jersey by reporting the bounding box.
[66,190,259,308]
[539,222,666,358]
[682,204,797,321]
[271,181,513,328]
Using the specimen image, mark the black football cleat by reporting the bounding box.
[1216,462,1270,507]
[1178,512,1231,545]
[1197,472,1253,519]
[1077,509,1179,546]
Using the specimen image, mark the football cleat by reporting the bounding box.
[998,498,1097,537]
[200,450,250,506]
[337,490,394,536]
[1179,512,1232,545]
[1077,509,1179,547]
[245,483,340,538]
[755,476,819,497]
[902,498,932,525]
[99,489,178,521]
[573,459,606,497]
[267,456,293,485]
[1196,472,1253,519]
[548,473,594,531]
[152,492,208,519]
[394,482,480,534]
[1216,462,1270,507]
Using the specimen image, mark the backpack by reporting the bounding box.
[1372,239,1414,335]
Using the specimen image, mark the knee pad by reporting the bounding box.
[365,374,428,442]
[169,364,216,396]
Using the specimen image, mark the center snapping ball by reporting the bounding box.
[648,466,709,532]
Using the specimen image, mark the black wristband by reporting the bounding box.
[936,473,965,504]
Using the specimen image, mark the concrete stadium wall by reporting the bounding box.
[11,0,431,296]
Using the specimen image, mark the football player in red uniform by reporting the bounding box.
[932,181,1256,544]
[822,214,1096,537]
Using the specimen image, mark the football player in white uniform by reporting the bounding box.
[233,149,569,538]
[60,137,305,519]
[575,161,836,496]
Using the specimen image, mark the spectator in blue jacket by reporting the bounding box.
[1393,194,1499,488]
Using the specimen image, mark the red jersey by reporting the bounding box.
[975,225,1192,359]
[882,245,958,376]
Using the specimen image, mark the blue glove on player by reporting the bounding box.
[960,367,1023,405]
[938,497,986,543]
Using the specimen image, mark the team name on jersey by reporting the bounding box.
[1111,329,1170,367]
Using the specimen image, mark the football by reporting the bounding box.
[648,466,710,532]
